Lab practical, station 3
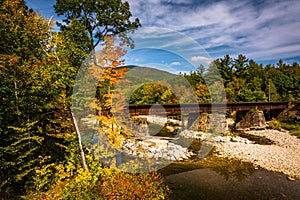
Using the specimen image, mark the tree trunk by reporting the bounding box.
[71,112,88,171]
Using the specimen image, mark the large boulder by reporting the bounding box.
[236,110,266,130]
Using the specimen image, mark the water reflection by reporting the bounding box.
[163,167,300,200]
[159,155,256,181]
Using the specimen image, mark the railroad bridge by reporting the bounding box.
[124,102,291,131]
[127,101,290,116]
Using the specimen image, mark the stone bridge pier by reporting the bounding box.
[187,109,285,133]
[235,105,290,130]
[235,110,267,130]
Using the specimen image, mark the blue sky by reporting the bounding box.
[116,27,214,74]
[26,0,300,69]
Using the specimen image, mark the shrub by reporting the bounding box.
[99,171,170,200]
[24,160,170,200]
[280,121,300,138]
[268,118,281,130]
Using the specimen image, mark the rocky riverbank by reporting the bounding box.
[179,129,251,144]
[120,137,194,161]
[120,127,300,179]
[212,129,300,179]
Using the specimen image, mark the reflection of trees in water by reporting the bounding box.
[188,140,257,181]
[210,159,257,181]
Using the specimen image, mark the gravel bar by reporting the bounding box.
[212,130,300,179]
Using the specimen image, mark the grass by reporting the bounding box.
[280,121,300,138]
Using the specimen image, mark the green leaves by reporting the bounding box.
[183,54,300,103]
[54,0,141,50]
[129,83,178,104]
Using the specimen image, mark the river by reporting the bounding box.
[160,156,300,200]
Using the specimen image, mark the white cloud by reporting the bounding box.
[191,56,211,63]
[126,0,300,62]
[170,61,181,65]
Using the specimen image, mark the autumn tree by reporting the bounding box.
[0,0,94,196]
[0,0,73,196]
[194,83,210,103]
[94,36,128,115]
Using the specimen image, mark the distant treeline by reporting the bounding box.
[185,54,300,102]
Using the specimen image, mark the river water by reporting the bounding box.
[150,124,300,200]
[160,157,300,200]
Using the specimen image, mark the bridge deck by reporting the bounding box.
[126,102,289,116]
